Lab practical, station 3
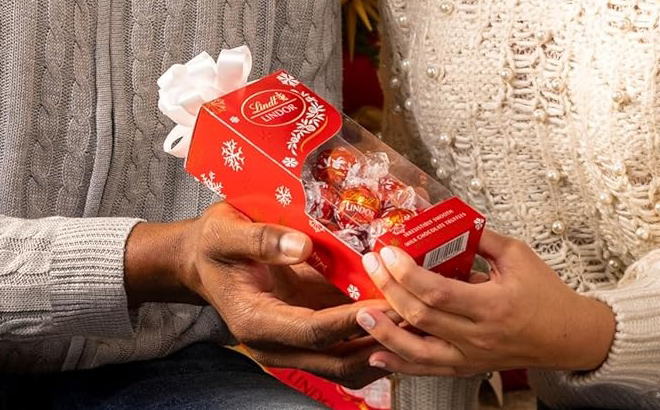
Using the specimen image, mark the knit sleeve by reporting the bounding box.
[0,215,141,341]
[531,249,660,407]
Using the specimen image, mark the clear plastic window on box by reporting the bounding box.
[303,115,453,255]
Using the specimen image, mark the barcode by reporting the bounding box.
[423,232,470,269]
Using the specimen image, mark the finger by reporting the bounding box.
[356,308,464,367]
[368,351,458,377]
[235,298,392,351]
[345,308,405,341]
[477,229,515,259]
[270,265,353,309]
[363,251,476,337]
[374,247,489,319]
[468,271,490,284]
[248,342,390,390]
[208,203,312,265]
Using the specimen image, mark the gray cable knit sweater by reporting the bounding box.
[0,0,341,374]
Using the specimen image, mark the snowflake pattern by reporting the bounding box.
[221,139,245,171]
[200,172,226,201]
[275,185,292,207]
[347,284,361,301]
[474,218,485,231]
[392,224,406,235]
[282,157,299,168]
[287,90,326,156]
[309,219,325,233]
[276,72,300,87]
[319,155,348,171]
[230,116,240,124]
[207,98,226,116]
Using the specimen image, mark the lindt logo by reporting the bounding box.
[250,92,290,115]
[241,89,305,127]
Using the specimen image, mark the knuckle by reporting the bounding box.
[249,224,271,259]
[395,261,417,285]
[407,305,432,329]
[378,275,396,294]
[302,320,332,350]
[425,288,451,308]
[505,238,527,256]
[470,333,497,352]
[333,360,357,383]
[409,347,433,365]
[200,217,223,244]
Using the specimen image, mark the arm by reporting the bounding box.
[1,205,392,388]
[531,249,660,406]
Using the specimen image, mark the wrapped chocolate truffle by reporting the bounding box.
[312,147,358,188]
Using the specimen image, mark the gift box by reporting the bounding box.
[160,51,485,409]
[184,70,485,301]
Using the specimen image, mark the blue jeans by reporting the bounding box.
[0,343,327,410]
[537,400,613,410]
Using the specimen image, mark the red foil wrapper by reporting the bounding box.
[367,208,417,250]
[325,221,341,232]
[379,176,405,194]
[381,208,417,231]
[378,177,417,212]
[335,228,368,253]
[312,147,358,187]
[307,182,339,224]
[335,185,381,229]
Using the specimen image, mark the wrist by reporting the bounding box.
[559,295,616,371]
[124,219,203,307]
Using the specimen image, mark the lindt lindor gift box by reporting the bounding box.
[185,70,486,302]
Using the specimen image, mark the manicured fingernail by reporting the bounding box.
[380,247,397,266]
[369,359,386,369]
[362,253,380,274]
[280,232,307,258]
[357,312,376,330]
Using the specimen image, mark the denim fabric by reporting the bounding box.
[537,399,617,410]
[0,343,327,410]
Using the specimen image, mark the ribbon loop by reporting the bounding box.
[159,46,253,158]
[216,45,253,94]
[163,125,193,159]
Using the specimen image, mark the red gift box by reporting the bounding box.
[184,70,485,409]
[186,70,485,301]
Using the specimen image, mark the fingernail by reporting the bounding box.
[357,311,376,330]
[362,253,380,274]
[380,247,397,266]
[279,232,307,258]
[369,359,386,369]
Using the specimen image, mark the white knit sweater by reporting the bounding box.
[380,0,660,409]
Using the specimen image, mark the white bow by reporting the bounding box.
[158,46,252,158]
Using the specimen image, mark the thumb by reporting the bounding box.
[208,204,313,265]
[477,229,514,260]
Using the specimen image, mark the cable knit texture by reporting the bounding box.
[380,0,660,408]
[392,375,482,410]
[0,0,341,374]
